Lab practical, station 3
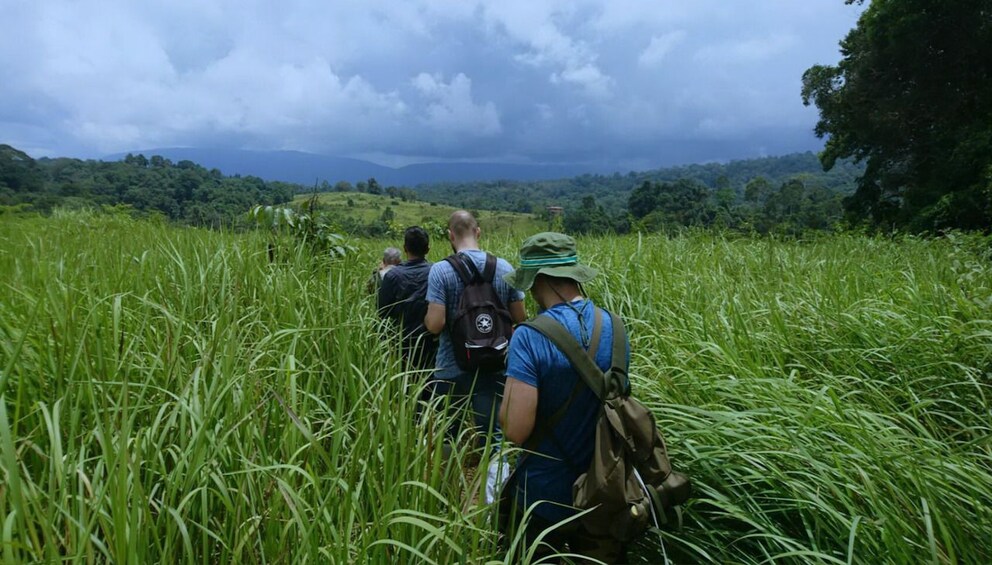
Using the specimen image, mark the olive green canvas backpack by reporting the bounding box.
[521,310,691,542]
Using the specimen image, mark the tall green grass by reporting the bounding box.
[593,232,992,563]
[1,210,989,563]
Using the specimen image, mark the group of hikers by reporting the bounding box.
[372,210,689,563]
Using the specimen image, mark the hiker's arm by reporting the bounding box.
[500,377,537,445]
[509,300,527,324]
[424,264,446,334]
[424,303,445,335]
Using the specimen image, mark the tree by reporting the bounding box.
[629,179,716,232]
[125,153,149,168]
[0,145,44,193]
[744,176,773,204]
[366,177,381,195]
[564,195,611,234]
[657,179,713,227]
[149,155,172,168]
[713,177,738,230]
[764,178,806,228]
[715,186,735,211]
[714,174,736,227]
[334,180,353,192]
[628,181,658,219]
[802,0,992,232]
[803,184,844,231]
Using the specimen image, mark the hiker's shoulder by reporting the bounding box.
[508,322,544,358]
[426,261,452,293]
[479,253,515,277]
[379,268,399,288]
[429,258,455,275]
[514,313,560,344]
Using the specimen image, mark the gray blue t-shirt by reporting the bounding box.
[426,249,525,380]
[505,299,630,523]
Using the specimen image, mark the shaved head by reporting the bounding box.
[448,210,479,239]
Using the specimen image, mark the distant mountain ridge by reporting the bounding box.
[103,147,602,187]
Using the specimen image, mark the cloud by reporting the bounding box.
[694,34,798,65]
[411,72,501,136]
[6,1,417,154]
[0,0,866,166]
[480,1,614,97]
[638,31,687,67]
[535,103,554,121]
[549,65,613,97]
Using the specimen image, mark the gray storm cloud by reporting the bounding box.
[0,0,863,167]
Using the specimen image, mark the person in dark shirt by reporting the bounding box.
[378,226,437,372]
[367,247,402,295]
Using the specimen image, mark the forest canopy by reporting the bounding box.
[802,0,992,232]
[0,146,297,227]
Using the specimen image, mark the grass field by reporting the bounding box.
[1,209,990,563]
[291,191,546,237]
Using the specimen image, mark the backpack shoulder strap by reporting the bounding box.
[521,308,602,454]
[444,254,474,284]
[587,307,604,360]
[481,253,497,283]
[522,314,608,400]
[607,312,627,373]
[522,308,628,401]
[605,311,629,397]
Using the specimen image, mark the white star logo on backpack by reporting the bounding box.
[476,314,494,334]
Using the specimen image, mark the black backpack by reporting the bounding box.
[444,252,514,372]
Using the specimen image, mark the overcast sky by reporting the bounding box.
[0,0,863,169]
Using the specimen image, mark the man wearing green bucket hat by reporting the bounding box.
[499,232,629,562]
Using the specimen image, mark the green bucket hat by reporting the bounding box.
[503,232,598,291]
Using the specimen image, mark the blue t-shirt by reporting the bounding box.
[505,299,630,523]
[426,249,525,380]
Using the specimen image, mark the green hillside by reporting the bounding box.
[292,191,547,238]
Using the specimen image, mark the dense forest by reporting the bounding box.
[0,145,297,227]
[414,152,862,217]
[412,152,863,235]
[307,154,862,236]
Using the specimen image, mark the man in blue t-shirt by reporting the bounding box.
[424,210,527,445]
[499,232,629,563]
